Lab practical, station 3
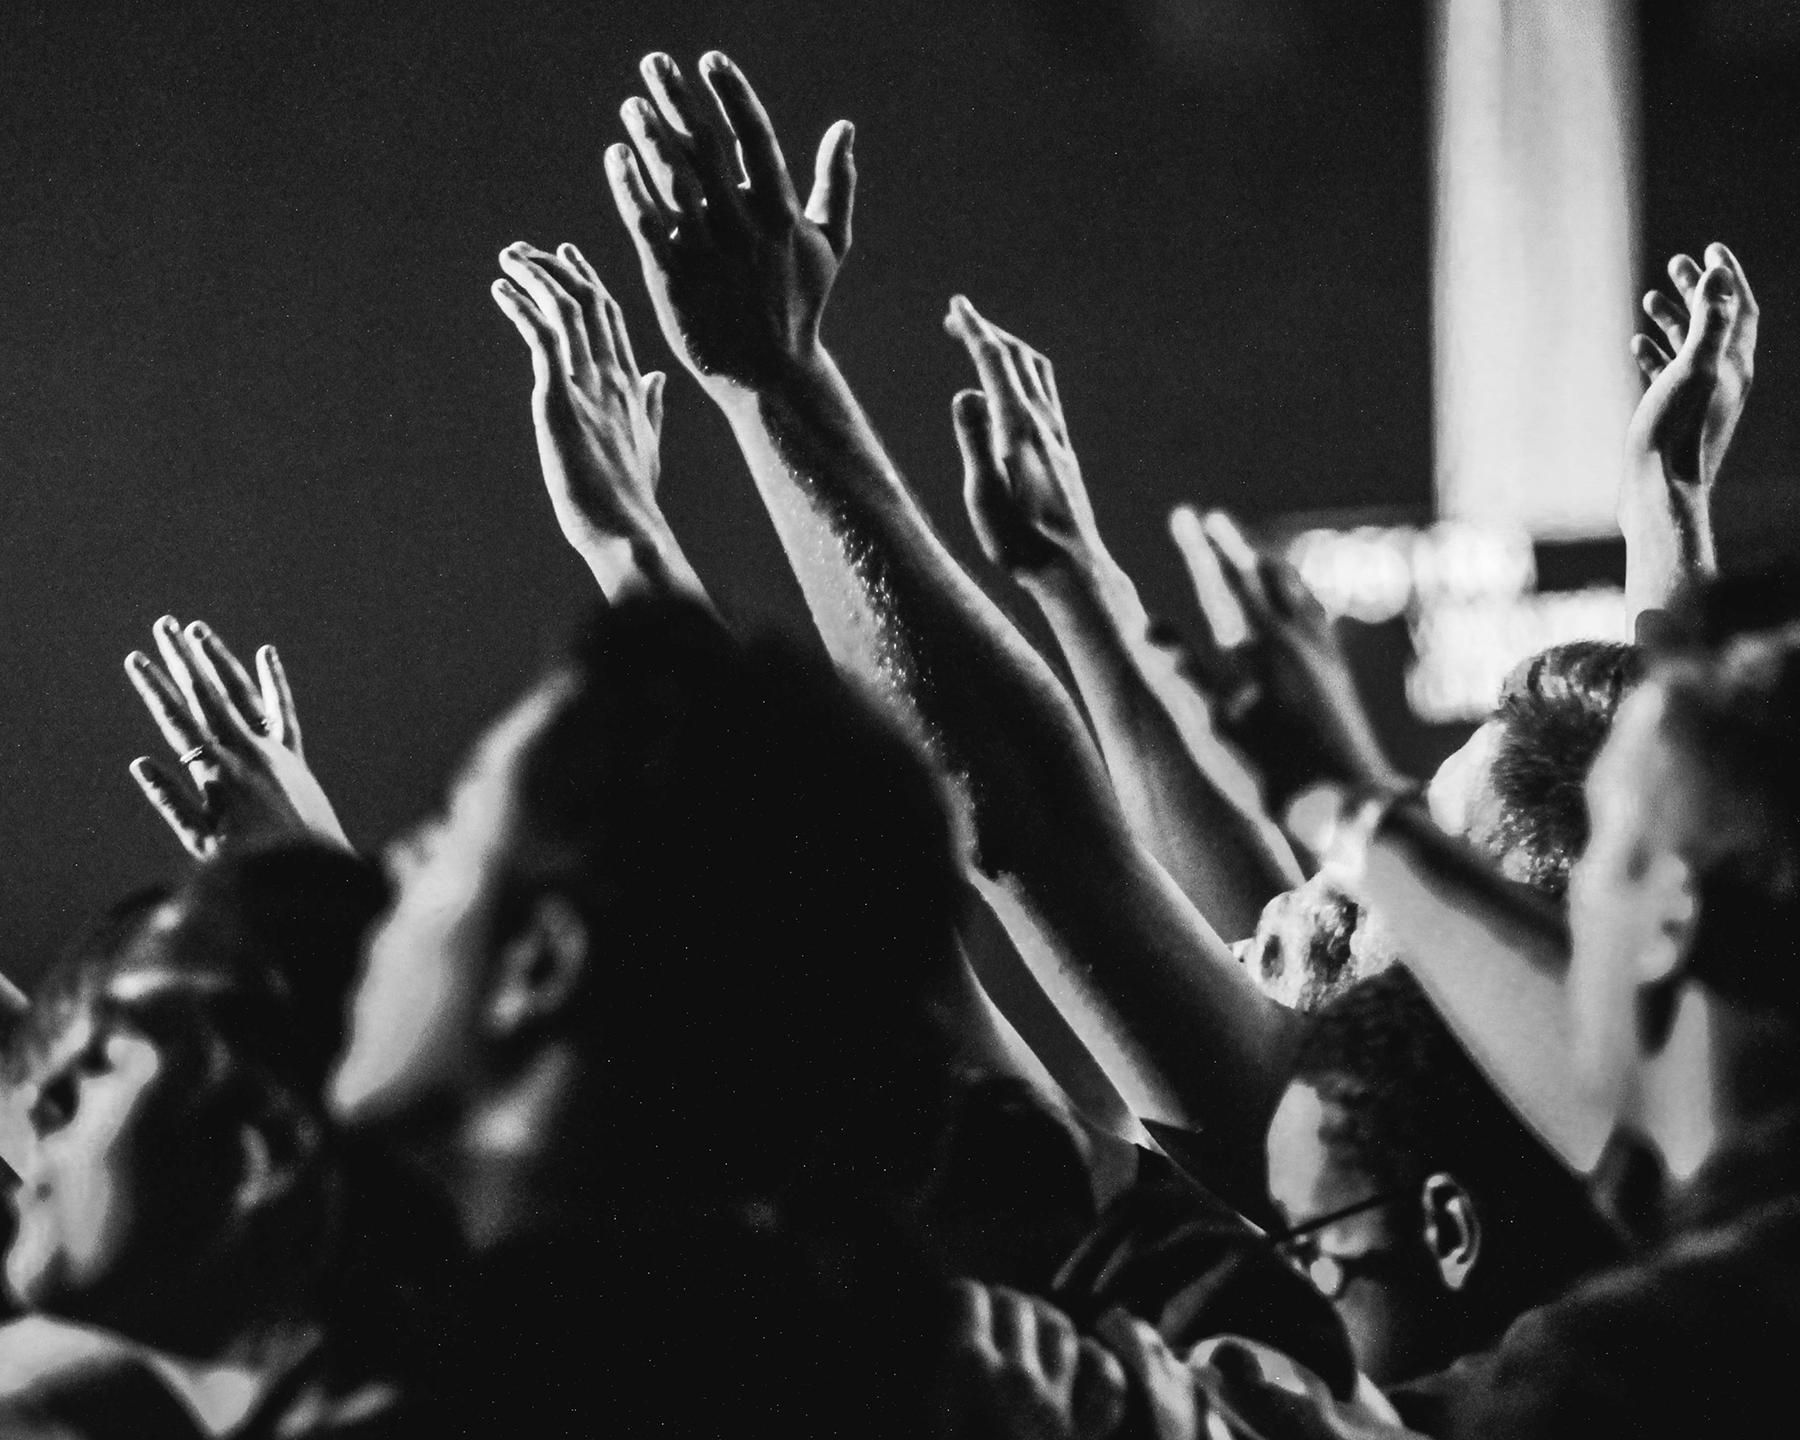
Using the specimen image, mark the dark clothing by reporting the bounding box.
[1054,1147,1358,1401]
[1393,1110,1800,1439]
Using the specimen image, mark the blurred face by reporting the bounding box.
[6,996,232,1327]
[1565,686,1688,1117]
[1266,1082,1447,1384]
[330,676,572,1133]
[1237,875,1364,1009]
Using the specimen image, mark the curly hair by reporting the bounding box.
[1291,969,1617,1318]
[1481,640,1644,896]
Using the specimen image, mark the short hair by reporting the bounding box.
[1655,621,1800,1016]
[1481,640,1644,896]
[503,597,967,1202]
[12,843,387,1106]
[1291,969,1616,1317]
[6,844,414,1348]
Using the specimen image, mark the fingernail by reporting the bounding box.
[186,620,210,640]
[648,52,674,75]
[842,120,855,150]
[701,51,729,74]
[155,614,178,632]
[126,651,150,671]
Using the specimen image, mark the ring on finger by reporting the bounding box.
[179,744,215,767]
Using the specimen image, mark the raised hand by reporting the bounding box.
[1621,243,1758,615]
[948,1281,1130,1440]
[1168,509,1403,814]
[606,51,854,391]
[492,240,707,605]
[947,297,1102,576]
[124,617,350,860]
[1628,242,1756,492]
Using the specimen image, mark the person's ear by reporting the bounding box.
[1420,1172,1481,1293]
[232,1097,320,1218]
[1633,850,1700,988]
[483,892,590,1039]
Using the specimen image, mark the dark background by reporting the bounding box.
[0,0,1795,987]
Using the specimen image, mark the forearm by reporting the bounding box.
[707,351,1296,1147]
[570,516,716,614]
[1619,472,1716,618]
[1021,556,1303,941]
[1342,802,1611,1173]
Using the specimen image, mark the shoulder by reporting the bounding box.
[1429,1213,1800,1439]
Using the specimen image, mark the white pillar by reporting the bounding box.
[1432,0,1641,539]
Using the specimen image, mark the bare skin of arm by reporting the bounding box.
[1180,516,1608,1173]
[603,50,1296,1183]
[946,298,1301,942]
[491,240,713,611]
[1620,243,1756,619]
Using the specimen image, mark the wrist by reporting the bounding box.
[1283,778,1420,882]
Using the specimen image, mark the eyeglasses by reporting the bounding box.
[1265,1189,1413,1301]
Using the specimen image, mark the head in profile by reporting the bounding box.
[1264,968,1617,1384]
[1430,639,1644,896]
[4,842,391,1356]
[329,595,968,1232]
[1568,608,1800,1169]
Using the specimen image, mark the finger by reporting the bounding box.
[643,371,667,438]
[987,1287,1035,1370]
[945,297,1036,434]
[947,1279,998,1361]
[1169,505,1252,653]
[257,645,301,751]
[189,622,264,735]
[499,246,593,376]
[699,52,800,218]
[1667,253,1701,307]
[1706,241,1758,321]
[953,389,1008,554]
[130,758,213,860]
[151,617,239,745]
[605,143,672,258]
[548,243,612,368]
[1201,511,1275,623]
[125,649,209,758]
[639,52,744,212]
[1263,554,1329,627]
[620,96,706,222]
[1030,1296,1080,1383]
[1642,290,1687,354]
[1071,1340,1130,1440]
[804,120,856,259]
[1631,332,1671,383]
[1682,263,1736,366]
[492,278,557,388]
[561,245,641,375]
[1029,350,1064,427]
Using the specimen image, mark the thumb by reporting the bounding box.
[805,120,856,259]
[644,371,667,436]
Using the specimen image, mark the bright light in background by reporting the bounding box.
[1432,0,1640,539]
[1286,522,1628,723]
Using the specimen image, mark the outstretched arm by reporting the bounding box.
[604,51,1295,1180]
[491,240,712,611]
[1620,243,1756,619]
[947,299,1301,941]
[1177,515,1608,1173]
